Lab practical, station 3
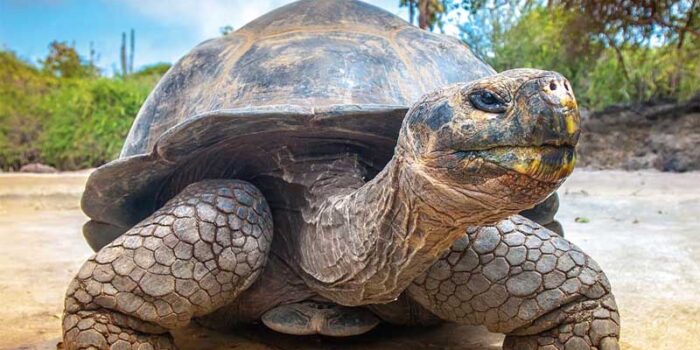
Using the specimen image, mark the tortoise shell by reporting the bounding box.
[82,0,495,234]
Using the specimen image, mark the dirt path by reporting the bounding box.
[0,170,698,350]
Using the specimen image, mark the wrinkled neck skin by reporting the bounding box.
[294,150,516,306]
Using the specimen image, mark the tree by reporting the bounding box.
[41,41,96,78]
[0,51,55,169]
[553,0,699,93]
[220,25,234,35]
[400,0,448,30]
[453,0,533,59]
[556,0,699,49]
[490,8,602,100]
[486,3,698,107]
[405,0,699,106]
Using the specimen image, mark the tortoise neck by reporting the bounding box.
[298,153,476,306]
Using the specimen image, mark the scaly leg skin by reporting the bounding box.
[407,215,620,350]
[62,180,273,349]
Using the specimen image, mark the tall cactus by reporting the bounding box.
[119,29,135,76]
[120,32,127,76]
[129,29,135,74]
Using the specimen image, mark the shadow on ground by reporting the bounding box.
[172,322,501,350]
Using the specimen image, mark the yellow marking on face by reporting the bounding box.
[512,162,529,175]
[528,157,542,174]
[505,147,576,181]
[565,114,578,135]
[560,153,576,176]
[509,150,543,177]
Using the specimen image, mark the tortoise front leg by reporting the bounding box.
[62,180,273,349]
[407,215,620,350]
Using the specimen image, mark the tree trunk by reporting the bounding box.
[418,0,429,29]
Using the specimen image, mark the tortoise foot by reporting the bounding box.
[503,294,620,350]
[262,301,380,336]
[63,180,274,349]
[63,310,174,350]
[407,216,619,349]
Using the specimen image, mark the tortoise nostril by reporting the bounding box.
[539,76,576,109]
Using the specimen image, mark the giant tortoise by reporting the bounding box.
[62,1,619,349]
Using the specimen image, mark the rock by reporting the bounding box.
[623,153,657,171]
[19,163,57,173]
[576,96,700,172]
[650,131,700,172]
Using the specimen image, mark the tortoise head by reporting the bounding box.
[399,68,580,213]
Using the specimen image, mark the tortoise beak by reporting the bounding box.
[536,73,580,139]
[471,145,576,183]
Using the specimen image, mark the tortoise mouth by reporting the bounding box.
[458,145,576,183]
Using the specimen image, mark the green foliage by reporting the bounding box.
[554,0,699,49]
[0,49,158,170]
[220,25,234,36]
[0,51,55,169]
[586,39,700,106]
[489,7,602,106]
[488,6,699,109]
[42,41,98,78]
[676,39,700,100]
[132,63,172,78]
[2,1,698,170]
[491,8,599,99]
[574,217,590,223]
[37,77,153,169]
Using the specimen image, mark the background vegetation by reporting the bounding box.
[1,0,698,170]
[0,44,168,170]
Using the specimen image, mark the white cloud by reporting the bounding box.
[122,0,299,39]
[122,0,408,40]
[113,0,410,73]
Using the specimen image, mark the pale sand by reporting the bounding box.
[0,169,698,349]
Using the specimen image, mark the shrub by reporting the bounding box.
[37,77,153,169]
[0,51,55,169]
[0,49,159,170]
[489,7,699,109]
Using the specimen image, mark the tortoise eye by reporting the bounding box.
[468,90,507,113]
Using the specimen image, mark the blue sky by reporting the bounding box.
[0,0,410,75]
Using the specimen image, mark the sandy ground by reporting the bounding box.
[0,170,698,350]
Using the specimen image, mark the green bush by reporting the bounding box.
[0,51,55,169]
[131,62,171,78]
[489,7,699,109]
[490,8,601,106]
[37,78,153,169]
[0,50,159,170]
[586,42,700,108]
[1,15,697,171]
